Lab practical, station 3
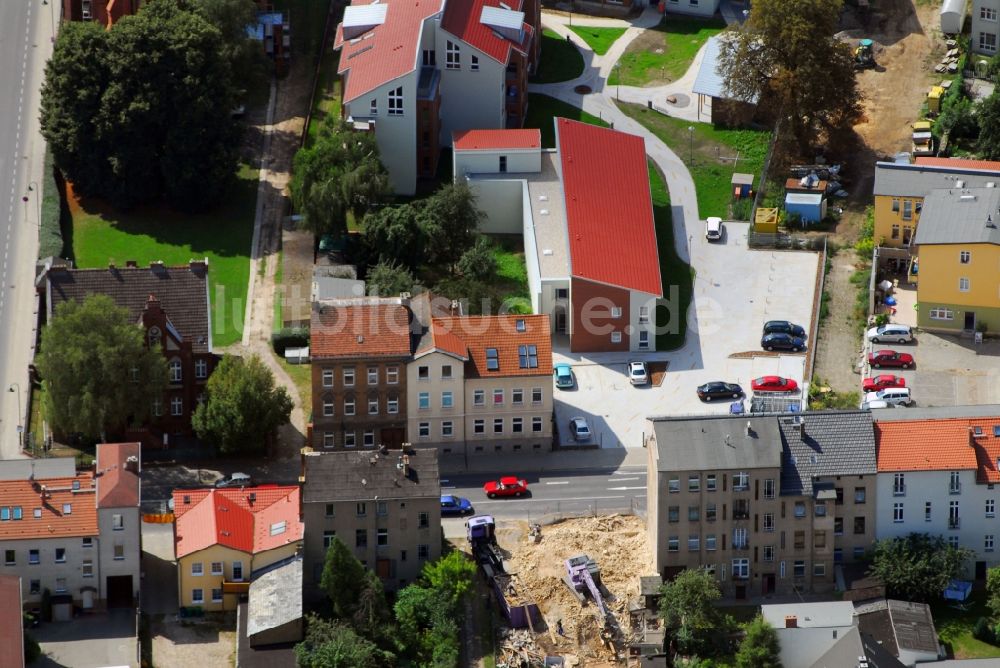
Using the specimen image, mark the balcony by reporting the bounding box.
[222,580,250,594]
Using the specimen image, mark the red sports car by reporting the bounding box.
[868,350,914,369]
[483,476,529,499]
[751,376,799,393]
[862,374,907,392]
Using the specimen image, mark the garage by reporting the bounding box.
[106,575,134,609]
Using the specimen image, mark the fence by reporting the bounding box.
[521,495,647,527]
[750,117,782,221]
[300,0,340,148]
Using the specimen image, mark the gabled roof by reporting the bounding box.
[302,448,440,503]
[172,486,303,559]
[912,187,1000,246]
[778,411,877,496]
[875,419,980,472]
[856,599,939,658]
[873,161,1000,197]
[441,0,533,64]
[915,157,1000,171]
[453,129,541,151]
[45,260,212,353]
[692,36,760,103]
[431,314,552,378]
[95,442,141,509]
[335,0,445,103]
[311,298,413,359]
[417,319,470,360]
[557,119,663,297]
[0,474,98,540]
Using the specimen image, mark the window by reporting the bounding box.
[960,277,971,292]
[532,417,543,432]
[512,418,523,433]
[988,535,996,552]
[322,369,334,387]
[416,511,430,529]
[191,562,204,576]
[474,419,485,434]
[34,508,42,519]
[418,423,430,438]
[114,544,125,561]
[171,396,183,416]
[555,288,568,300]
[893,473,905,496]
[925,501,933,521]
[733,499,749,520]
[499,155,507,173]
[195,358,208,379]
[387,396,398,414]
[949,535,960,548]
[385,366,398,384]
[638,305,650,323]
[377,529,389,547]
[688,506,700,521]
[82,559,93,578]
[486,348,499,371]
[323,531,337,549]
[894,502,904,523]
[82,537,92,548]
[733,472,749,491]
[794,531,805,549]
[668,477,680,493]
[422,49,436,66]
[191,589,204,604]
[688,475,700,492]
[610,306,622,318]
[442,421,454,437]
[473,390,485,406]
[3,550,12,566]
[169,359,182,382]
[793,560,805,578]
[706,475,717,491]
[732,558,749,579]
[855,487,866,504]
[368,397,379,415]
[518,345,538,369]
[706,535,717,550]
[763,512,774,532]
[611,331,622,344]
[983,6,998,20]
[442,391,454,408]
[494,418,504,434]
[949,500,961,529]
[902,200,913,221]
[815,502,827,517]
[323,431,335,448]
[363,430,375,447]
[668,506,680,523]
[494,389,504,405]
[763,479,775,499]
[668,536,679,552]
[418,392,430,410]
[356,502,367,518]
[515,318,526,332]
[706,503,717,522]
[891,224,900,239]
[961,250,972,264]
[367,367,379,385]
[152,397,163,417]
[210,561,223,576]
[834,518,844,535]
[854,517,866,534]
[814,531,826,549]
[323,398,334,417]
[446,40,461,69]
[638,330,650,349]
[130,366,140,383]
[0,508,8,521]
[343,368,355,387]
[148,326,161,346]
[356,529,368,548]
[370,98,378,115]
[930,307,954,321]
[471,54,480,71]
[688,535,700,551]
[512,389,524,405]
[794,502,806,518]
[211,588,223,603]
[733,528,748,549]
[532,387,543,403]
[388,86,403,115]
[418,544,430,560]
[814,563,826,577]
[981,31,998,52]
[418,366,429,380]
[950,471,962,494]
[763,545,775,562]
[988,499,996,517]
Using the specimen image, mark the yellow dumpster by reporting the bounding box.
[927,86,944,114]
[755,207,779,233]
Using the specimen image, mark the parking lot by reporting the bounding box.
[553,222,820,448]
[34,608,137,668]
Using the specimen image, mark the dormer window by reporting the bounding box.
[486,348,499,371]
[148,327,161,346]
[518,344,537,369]
[515,319,525,332]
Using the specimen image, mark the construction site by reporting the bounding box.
[462,514,660,667]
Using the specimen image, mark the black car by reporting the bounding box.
[761,332,805,352]
[762,320,806,339]
[697,381,744,401]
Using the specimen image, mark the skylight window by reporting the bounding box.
[518,344,538,369]
[486,348,499,371]
[516,319,526,332]
[995,426,1000,437]
[270,520,287,537]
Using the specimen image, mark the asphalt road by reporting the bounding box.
[0,1,50,460]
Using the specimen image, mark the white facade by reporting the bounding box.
[407,350,468,449]
[435,36,507,146]
[454,146,541,178]
[664,0,722,18]
[629,290,659,352]
[973,0,1000,56]
[97,506,141,604]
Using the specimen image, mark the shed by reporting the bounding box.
[785,192,827,224]
[785,176,828,194]
[754,207,779,233]
[247,556,303,647]
[731,173,754,198]
[940,0,965,34]
[692,37,760,126]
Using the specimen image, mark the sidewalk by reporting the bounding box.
[438,446,648,475]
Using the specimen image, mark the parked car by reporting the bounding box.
[762,320,807,339]
[483,476,529,499]
[868,349,914,369]
[569,417,592,442]
[862,374,906,392]
[705,217,723,241]
[553,363,575,389]
[761,332,806,352]
[440,495,474,516]
[696,381,744,401]
[867,324,914,344]
[627,361,648,386]
[860,399,892,410]
[751,376,799,393]
[863,387,913,407]
[214,472,252,488]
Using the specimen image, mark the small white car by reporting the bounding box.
[627,361,649,386]
[866,324,914,344]
[569,417,592,442]
[705,217,723,241]
[860,399,892,410]
[863,387,913,407]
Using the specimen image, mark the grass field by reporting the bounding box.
[305,50,342,147]
[568,26,627,55]
[70,164,257,347]
[618,103,770,219]
[650,162,693,351]
[491,235,530,307]
[525,94,610,148]
[609,16,725,87]
[934,595,1000,659]
[531,29,585,83]
[279,359,312,418]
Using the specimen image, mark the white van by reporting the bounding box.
[705,217,723,241]
[863,387,912,407]
[867,324,914,344]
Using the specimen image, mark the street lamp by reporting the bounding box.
[687,126,695,164]
[8,384,22,447]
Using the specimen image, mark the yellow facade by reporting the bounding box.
[916,242,1000,331]
[177,542,301,611]
[874,194,923,248]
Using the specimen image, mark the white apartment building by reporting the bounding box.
[973,0,1000,56]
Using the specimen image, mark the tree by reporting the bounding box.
[979,92,1000,160]
[319,536,368,620]
[659,569,724,657]
[717,0,862,148]
[868,533,974,602]
[938,94,977,141]
[366,260,416,298]
[393,585,461,667]
[419,184,484,273]
[188,0,268,96]
[40,0,242,210]
[421,550,477,608]
[291,119,391,237]
[191,353,293,455]
[735,616,782,668]
[294,614,391,668]
[985,565,1000,619]
[363,204,425,270]
[37,294,167,441]
[457,236,498,281]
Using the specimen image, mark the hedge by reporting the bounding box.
[38,145,67,260]
[272,327,310,355]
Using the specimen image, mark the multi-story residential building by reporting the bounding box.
[334,0,540,195]
[874,408,1000,579]
[172,485,303,611]
[310,298,412,450]
[454,120,662,352]
[911,186,1000,333]
[646,411,877,598]
[0,443,141,612]
[300,447,441,593]
[973,0,1000,56]
[39,259,218,440]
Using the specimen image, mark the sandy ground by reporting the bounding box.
[150,613,236,667]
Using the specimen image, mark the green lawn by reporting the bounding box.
[650,161,693,351]
[530,29,585,84]
[568,26,627,55]
[609,16,725,87]
[934,595,1000,659]
[525,93,610,148]
[305,39,342,147]
[71,164,257,347]
[490,235,530,307]
[279,358,312,418]
[618,103,771,219]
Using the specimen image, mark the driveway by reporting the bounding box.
[34,608,137,668]
[554,222,819,448]
[141,521,178,615]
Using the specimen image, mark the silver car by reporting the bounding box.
[866,324,913,344]
[569,417,592,442]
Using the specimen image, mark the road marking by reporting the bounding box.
[474,494,633,505]
[441,485,455,490]
[607,486,646,491]
[608,476,639,482]
[545,481,569,485]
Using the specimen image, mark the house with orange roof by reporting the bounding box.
[875,412,1000,576]
[334,0,540,195]
[0,443,141,614]
[172,485,303,612]
[454,119,663,353]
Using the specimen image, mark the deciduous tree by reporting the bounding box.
[191,353,292,455]
[365,260,416,298]
[37,295,167,441]
[457,236,498,281]
[419,183,484,273]
[868,533,974,602]
[658,568,725,657]
[294,614,391,668]
[979,92,1000,159]
[735,615,782,668]
[188,0,268,96]
[363,204,425,270]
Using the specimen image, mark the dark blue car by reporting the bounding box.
[440,495,474,516]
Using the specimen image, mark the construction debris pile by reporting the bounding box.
[498,515,653,667]
[935,41,960,74]
[496,628,547,668]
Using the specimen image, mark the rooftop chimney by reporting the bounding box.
[108,262,116,271]
[125,260,138,268]
[450,300,461,316]
[799,419,806,439]
[124,455,139,474]
[971,426,978,448]
[785,615,797,629]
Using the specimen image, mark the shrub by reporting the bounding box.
[272,327,310,355]
[974,616,995,643]
[38,146,67,260]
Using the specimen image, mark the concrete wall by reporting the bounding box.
[663,0,722,18]
[407,351,467,448]
[972,0,999,56]
[436,36,506,145]
[454,149,541,178]
[539,280,570,335]
[461,376,553,456]
[629,290,658,352]
[466,179,526,234]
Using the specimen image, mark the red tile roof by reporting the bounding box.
[557,119,663,297]
[417,319,470,359]
[96,442,140,509]
[0,575,23,668]
[311,300,412,359]
[442,0,531,64]
[875,419,981,472]
[432,314,552,378]
[335,0,445,103]
[173,486,303,559]
[453,129,541,151]
[0,475,98,540]
[914,157,1000,172]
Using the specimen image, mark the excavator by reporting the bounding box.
[854,39,876,69]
